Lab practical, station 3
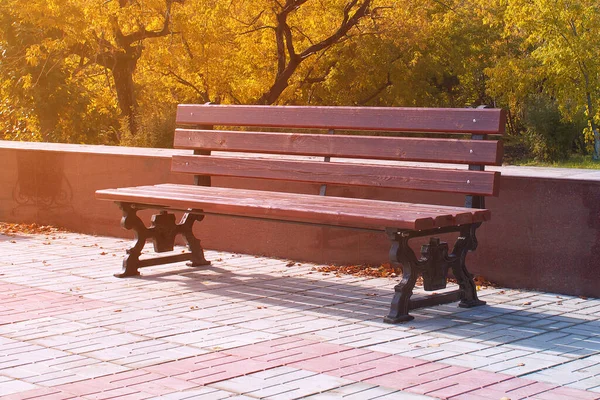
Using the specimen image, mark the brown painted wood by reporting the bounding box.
[173,129,504,165]
[171,155,500,196]
[154,184,490,225]
[176,104,506,135]
[96,185,490,230]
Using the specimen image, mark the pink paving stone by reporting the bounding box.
[531,386,600,400]
[0,387,69,400]
[288,348,375,372]
[450,388,518,400]
[287,341,354,356]
[365,363,463,390]
[252,348,311,364]
[341,365,400,381]
[500,381,559,398]
[407,380,459,396]
[342,355,430,381]
[263,337,308,349]
[142,360,199,377]
[420,370,514,398]
[178,357,276,385]
[90,388,152,400]
[441,369,513,388]
[127,381,180,396]
[185,354,245,369]
[412,364,470,381]
[147,376,201,391]
[364,371,426,391]
[223,343,277,359]
[107,371,168,387]
[484,376,539,392]
[344,350,393,363]
[369,354,430,371]
[188,369,240,386]
[54,378,109,396]
[428,383,497,399]
[144,352,243,377]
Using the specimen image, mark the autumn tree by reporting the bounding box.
[0,0,186,140]
[496,0,600,159]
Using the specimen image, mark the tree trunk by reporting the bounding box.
[582,69,599,160]
[257,59,300,105]
[112,53,139,136]
[593,126,600,161]
[584,91,599,160]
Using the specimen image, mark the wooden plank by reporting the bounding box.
[154,184,490,224]
[96,184,491,230]
[171,155,500,196]
[173,129,504,165]
[150,184,485,226]
[176,104,506,135]
[97,186,433,230]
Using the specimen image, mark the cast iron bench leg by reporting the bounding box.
[384,232,418,323]
[115,203,210,278]
[452,225,486,308]
[117,203,147,277]
[179,212,211,267]
[384,226,486,323]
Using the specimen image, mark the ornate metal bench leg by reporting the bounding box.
[451,225,486,308]
[180,213,211,267]
[116,203,147,278]
[384,231,418,323]
[114,205,211,277]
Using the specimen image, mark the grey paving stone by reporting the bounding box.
[3,231,600,400]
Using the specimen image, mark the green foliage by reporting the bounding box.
[521,94,587,161]
[120,105,177,148]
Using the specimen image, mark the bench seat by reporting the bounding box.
[96,183,491,231]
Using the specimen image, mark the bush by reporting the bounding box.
[521,95,586,162]
[119,105,177,148]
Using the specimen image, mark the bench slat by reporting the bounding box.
[96,184,490,231]
[173,129,503,165]
[155,184,490,225]
[171,156,499,196]
[176,104,506,135]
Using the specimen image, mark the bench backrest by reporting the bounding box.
[172,104,505,197]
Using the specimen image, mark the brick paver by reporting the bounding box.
[2,231,600,399]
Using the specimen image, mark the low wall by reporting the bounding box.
[1,140,599,297]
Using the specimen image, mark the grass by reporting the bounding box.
[509,154,600,169]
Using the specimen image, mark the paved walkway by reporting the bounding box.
[1,230,600,399]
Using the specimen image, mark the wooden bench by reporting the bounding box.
[96,104,505,323]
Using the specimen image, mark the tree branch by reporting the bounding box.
[299,0,371,60]
[117,0,181,46]
[157,69,210,103]
[357,72,392,105]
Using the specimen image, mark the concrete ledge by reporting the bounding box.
[1,140,599,297]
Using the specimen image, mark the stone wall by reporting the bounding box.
[1,141,599,297]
